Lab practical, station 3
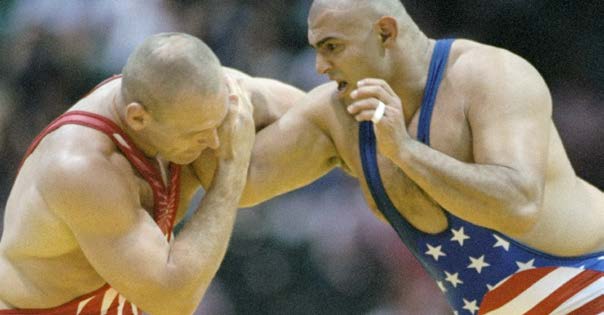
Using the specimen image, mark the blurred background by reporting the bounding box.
[0,1,602,314]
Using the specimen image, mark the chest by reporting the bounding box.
[332,87,472,233]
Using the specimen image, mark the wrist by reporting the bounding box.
[384,135,414,167]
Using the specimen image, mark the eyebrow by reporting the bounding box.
[312,37,336,49]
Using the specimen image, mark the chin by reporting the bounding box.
[180,151,204,165]
[171,156,196,165]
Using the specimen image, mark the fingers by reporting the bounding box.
[372,101,385,124]
[347,98,381,115]
[224,74,253,113]
[225,74,237,95]
[350,84,391,104]
[348,78,399,114]
[228,94,239,107]
[346,78,404,124]
[357,78,396,96]
[347,98,390,122]
[353,109,380,122]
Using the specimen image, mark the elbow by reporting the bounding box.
[139,291,200,315]
[169,298,204,315]
[152,301,199,315]
[507,200,541,235]
[155,283,210,315]
[140,269,213,315]
[502,180,544,235]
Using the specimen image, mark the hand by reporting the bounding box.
[347,78,411,159]
[215,75,255,164]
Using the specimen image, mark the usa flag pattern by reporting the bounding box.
[415,215,604,314]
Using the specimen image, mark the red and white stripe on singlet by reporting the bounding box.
[1,77,181,315]
[479,266,604,314]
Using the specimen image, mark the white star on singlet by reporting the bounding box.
[451,227,470,246]
[462,298,480,315]
[445,271,464,288]
[425,244,447,261]
[493,234,510,251]
[467,255,491,274]
[516,258,536,272]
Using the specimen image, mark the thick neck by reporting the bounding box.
[388,34,435,124]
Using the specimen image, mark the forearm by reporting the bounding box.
[389,139,541,233]
[144,159,246,314]
[239,135,338,207]
[170,159,245,289]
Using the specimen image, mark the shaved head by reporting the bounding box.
[310,0,410,24]
[121,32,223,117]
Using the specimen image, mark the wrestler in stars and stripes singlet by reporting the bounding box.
[0,77,181,315]
[358,39,604,314]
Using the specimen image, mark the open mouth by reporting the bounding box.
[337,81,348,93]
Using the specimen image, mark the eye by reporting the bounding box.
[326,43,337,51]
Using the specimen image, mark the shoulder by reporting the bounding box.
[448,39,552,113]
[301,82,340,112]
[38,127,138,227]
[288,82,341,125]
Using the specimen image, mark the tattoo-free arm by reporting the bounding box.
[43,151,245,315]
[386,54,551,235]
[240,85,340,207]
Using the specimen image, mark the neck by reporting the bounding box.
[388,34,435,123]
[109,84,158,158]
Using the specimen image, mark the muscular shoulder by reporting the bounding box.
[38,126,138,230]
[449,40,551,111]
[289,82,341,129]
[300,82,340,115]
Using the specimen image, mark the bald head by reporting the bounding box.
[121,32,223,117]
[310,0,409,24]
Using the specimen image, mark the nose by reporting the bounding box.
[315,54,331,74]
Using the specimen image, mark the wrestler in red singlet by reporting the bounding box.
[1,106,180,315]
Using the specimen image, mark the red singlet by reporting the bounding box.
[1,77,181,315]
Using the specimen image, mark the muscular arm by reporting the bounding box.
[41,151,245,315]
[240,85,341,207]
[385,52,551,235]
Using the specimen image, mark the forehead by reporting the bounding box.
[169,86,228,127]
[308,8,366,45]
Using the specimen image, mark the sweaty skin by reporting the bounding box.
[0,34,304,313]
[241,1,604,258]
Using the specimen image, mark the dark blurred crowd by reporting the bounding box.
[0,1,602,314]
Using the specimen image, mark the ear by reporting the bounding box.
[375,16,398,47]
[124,102,151,131]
